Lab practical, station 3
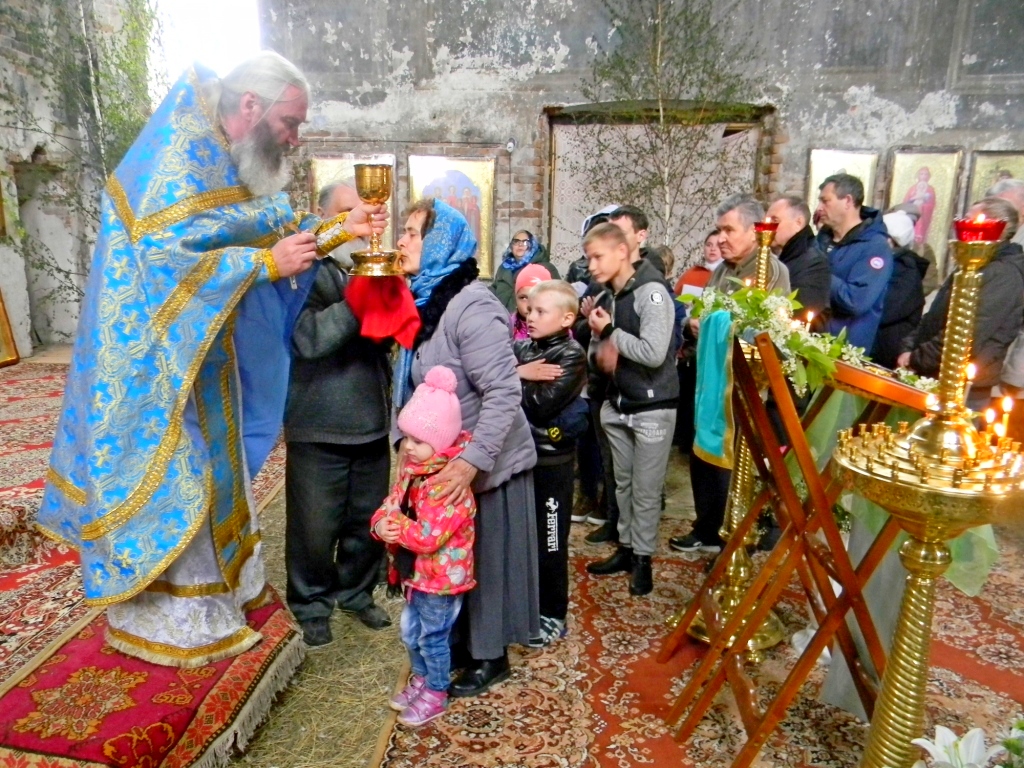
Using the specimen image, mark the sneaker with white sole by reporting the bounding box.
[571,495,596,523]
[527,616,568,648]
[668,533,721,553]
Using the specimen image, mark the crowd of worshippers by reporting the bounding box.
[289,172,1024,727]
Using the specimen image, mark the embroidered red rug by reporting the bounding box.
[374,520,1024,768]
[0,596,303,768]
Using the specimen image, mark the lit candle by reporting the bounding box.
[805,310,814,332]
[1002,395,1013,436]
[965,363,976,403]
[954,213,1007,242]
[744,278,752,287]
[753,216,780,234]
[985,408,996,435]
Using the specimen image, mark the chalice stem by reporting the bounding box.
[860,538,950,768]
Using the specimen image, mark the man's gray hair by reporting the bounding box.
[969,196,1020,241]
[213,51,310,116]
[716,193,764,228]
[317,178,356,211]
[775,195,812,224]
[987,178,1024,200]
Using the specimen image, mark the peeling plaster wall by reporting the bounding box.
[261,0,605,267]
[0,0,125,353]
[263,0,1024,271]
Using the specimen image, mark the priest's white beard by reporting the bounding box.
[230,120,290,196]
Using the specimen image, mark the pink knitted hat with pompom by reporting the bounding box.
[397,366,463,452]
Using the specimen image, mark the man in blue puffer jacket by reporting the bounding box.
[814,173,893,351]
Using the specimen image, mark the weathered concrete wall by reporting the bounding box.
[262,0,1024,273]
[0,0,125,352]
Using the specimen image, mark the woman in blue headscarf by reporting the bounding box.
[489,230,559,313]
[392,199,540,697]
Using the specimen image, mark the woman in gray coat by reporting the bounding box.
[393,198,539,697]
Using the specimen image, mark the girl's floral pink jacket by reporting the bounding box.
[370,431,476,596]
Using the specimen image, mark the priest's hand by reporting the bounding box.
[272,232,318,277]
[432,457,478,506]
[345,202,389,239]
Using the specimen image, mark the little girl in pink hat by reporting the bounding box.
[371,365,476,727]
[510,263,552,340]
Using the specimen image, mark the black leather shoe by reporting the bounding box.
[449,654,511,698]
[629,554,653,596]
[342,603,392,630]
[585,522,619,545]
[586,545,633,575]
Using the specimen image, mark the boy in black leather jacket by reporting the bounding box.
[514,280,588,646]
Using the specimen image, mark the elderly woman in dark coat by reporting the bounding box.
[393,198,539,697]
[490,230,559,313]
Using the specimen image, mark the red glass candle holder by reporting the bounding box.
[753,217,780,234]
[954,216,1006,242]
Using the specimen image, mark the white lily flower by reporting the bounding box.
[911,725,1005,768]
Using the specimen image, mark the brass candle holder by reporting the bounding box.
[833,217,1024,768]
[350,163,402,277]
[683,217,786,659]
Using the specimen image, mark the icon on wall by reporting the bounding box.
[408,155,495,279]
[886,148,964,278]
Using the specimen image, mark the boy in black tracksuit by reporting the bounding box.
[514,280,588,646]
[581,224,679,596]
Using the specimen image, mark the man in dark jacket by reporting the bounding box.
[898,198,1024,411]
[766,195,831,327]
[815,174,893,350]
[872,211,928,369]
[283,192,394,647]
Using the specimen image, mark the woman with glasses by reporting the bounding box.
[490,230,559,312]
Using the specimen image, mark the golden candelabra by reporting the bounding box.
[681,218,786,659]
[351,163,402,277]
[833,217,1024,768]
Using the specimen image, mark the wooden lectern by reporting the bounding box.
[659,333,929,768]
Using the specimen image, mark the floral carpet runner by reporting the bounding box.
[375,521,1024,768]
[0,363,71,566]
[0,361,295,768]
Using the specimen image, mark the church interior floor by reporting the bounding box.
[240,450,698,768]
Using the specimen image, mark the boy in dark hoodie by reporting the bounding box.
[581,223,679,596]
[514,280,588,645]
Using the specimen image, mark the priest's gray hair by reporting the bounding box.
[208,51,310,117]
[987,178,1024,203]
[716,193,765,229]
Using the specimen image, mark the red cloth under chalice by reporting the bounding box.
[345,275,421,350]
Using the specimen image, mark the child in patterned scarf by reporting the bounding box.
[371,365,476,727]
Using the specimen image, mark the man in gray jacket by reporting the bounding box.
[283,183,393,647]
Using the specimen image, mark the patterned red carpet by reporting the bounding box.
[0,597,302,768]
[375,521,1024,768]
[0,361,294,767]
[0,363,71,566]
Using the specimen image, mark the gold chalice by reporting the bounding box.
[351,163,402,277]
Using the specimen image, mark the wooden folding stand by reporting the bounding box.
[658,333,929,768]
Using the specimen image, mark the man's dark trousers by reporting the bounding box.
[285,437,389,622]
